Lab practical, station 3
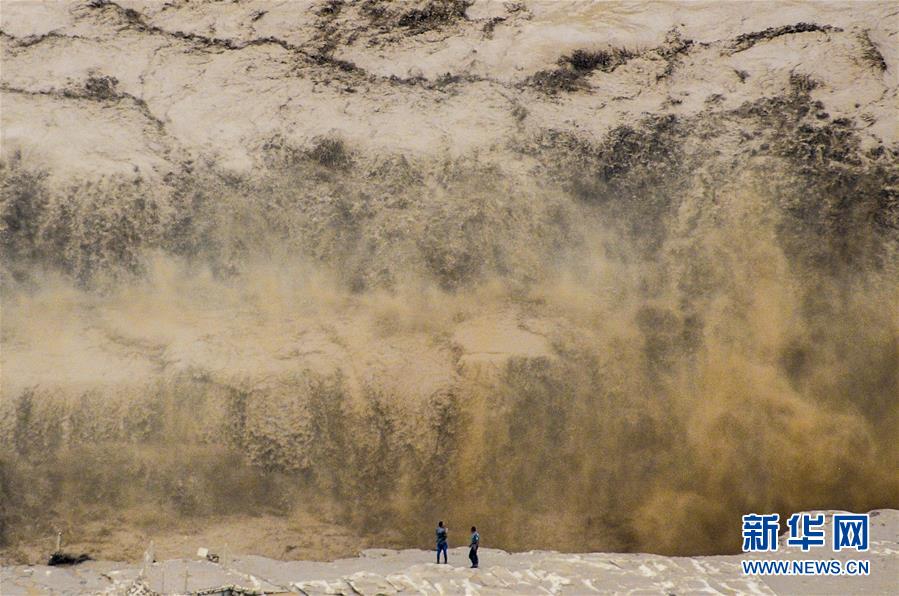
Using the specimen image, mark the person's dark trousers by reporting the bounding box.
[437,543,447,563]
[469,547,478,568]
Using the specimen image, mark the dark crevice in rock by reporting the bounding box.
[385,71,495,91]
[728,22,842,53]
[361,0,472,35]
[654,29,696,81]
[858,30,887,72]
[6,2,546,97]
[396,0,472,32]
[48,552,92,566]
[85,0,368,78]
[0,29,95,48]
[0,83,167,133]
[482,16,506,38]
[528,47,640,94]
[82,0,497,91]
[527,29,697,93]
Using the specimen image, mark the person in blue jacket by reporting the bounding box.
[436,521,448,564]
[469,526,480,568]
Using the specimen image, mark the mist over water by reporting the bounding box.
[1,87,897,560]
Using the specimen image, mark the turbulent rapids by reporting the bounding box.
[1,0,897,566]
